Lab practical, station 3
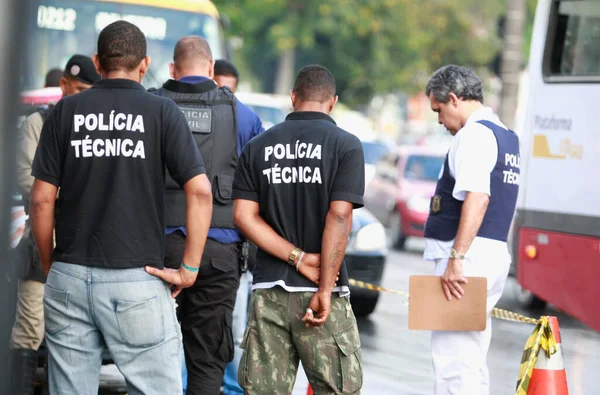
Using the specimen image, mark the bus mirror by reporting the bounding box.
[220,13,231,31]
[225,39,234,62]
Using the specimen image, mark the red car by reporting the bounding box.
[20,86,62,105]
[364,145,446,249]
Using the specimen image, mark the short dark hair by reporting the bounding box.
[292,64,336,103]
[97,21,147,72]
[173,36,212,68]
[44,68,63,87]
[425,65,484,103]
[214,59,239,80]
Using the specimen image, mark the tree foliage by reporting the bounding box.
[214,0,511,106]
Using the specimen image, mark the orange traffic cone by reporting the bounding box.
[306,384,314,395]
[527,316,569,394]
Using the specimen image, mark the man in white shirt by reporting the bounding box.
[423,65,520,395]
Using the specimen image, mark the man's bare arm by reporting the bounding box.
[233,199,321,283]
[442,191,489,300]
[233,199,297,262]
[147,174,212,297]
[301,200,353,327]
[30,179,58,274]
[319,200,353,293]
[182,174,213,268]
[453,192,490,255]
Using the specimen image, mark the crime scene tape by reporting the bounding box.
[347,278,560,395]
[515,316,558,395]
[347,278,539,324]
[348,279,409,298]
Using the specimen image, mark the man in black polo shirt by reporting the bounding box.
[232,64,365,394]
[29,21,212,394]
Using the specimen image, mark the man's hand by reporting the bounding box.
[302,290,332,327]
[441,259,468,301]
[41,260,52,276]
[298,254,340,286]
[298,253,320,285]
[145,265,198,298]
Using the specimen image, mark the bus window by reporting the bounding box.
[24,0,226,90]
[544,0,600,80]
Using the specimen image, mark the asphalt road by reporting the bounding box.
[294,239,600,395]
[99,238,600,395]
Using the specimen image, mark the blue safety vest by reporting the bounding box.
[424,120,520,242]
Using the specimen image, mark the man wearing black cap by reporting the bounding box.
[10,53,100,395]
[60,54,103,94]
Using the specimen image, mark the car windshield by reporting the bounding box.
[361,142,388,165]
[404,154,445,181]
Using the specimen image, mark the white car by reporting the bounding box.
[235,91,292,130]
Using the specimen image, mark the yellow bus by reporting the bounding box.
[25,0,228,90]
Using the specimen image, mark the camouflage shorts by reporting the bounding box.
[238,287,363,395]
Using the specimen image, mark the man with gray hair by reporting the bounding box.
[422,65,520,395]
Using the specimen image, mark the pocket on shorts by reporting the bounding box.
[114,296,165,348]
[218,310,234,363]
[238,324,254,388]
[44,283,71,335]
[334,325,363,394]
[210,257,237,273]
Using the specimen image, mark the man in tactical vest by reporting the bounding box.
[10,54,100,395]
[154,36,264,395]
[423,65,520,395]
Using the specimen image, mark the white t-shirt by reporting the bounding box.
[423,106,511,262]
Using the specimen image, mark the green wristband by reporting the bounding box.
[181,262,199,273]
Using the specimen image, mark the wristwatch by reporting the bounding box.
[288,247,302,266]
[449,248,465,260]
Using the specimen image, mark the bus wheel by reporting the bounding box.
[514,283,547,309]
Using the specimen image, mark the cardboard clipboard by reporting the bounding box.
[408,275,487,331]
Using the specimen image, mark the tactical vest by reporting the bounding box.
[424,120,520,242]
[155,79,238,229]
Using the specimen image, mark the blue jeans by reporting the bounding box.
[222,271,252,394]
[44,261,182,395]
[181,342,187,394]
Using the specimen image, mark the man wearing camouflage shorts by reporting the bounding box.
[232,64,365,394]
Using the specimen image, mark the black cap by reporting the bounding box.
[64,54,101,85]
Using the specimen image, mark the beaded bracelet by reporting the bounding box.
[181,262,199,273]
[295,251,305,271]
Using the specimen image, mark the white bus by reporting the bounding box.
[512,0,600,331]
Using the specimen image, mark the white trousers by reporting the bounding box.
[431,256,510,395]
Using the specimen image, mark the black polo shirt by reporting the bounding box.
[32,78,205,269]
[232,111,365,293]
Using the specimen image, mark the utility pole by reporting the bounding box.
[273,0,301,95]
[0,0,31,392]
[499,0,527,130]
[274,47,296,95]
